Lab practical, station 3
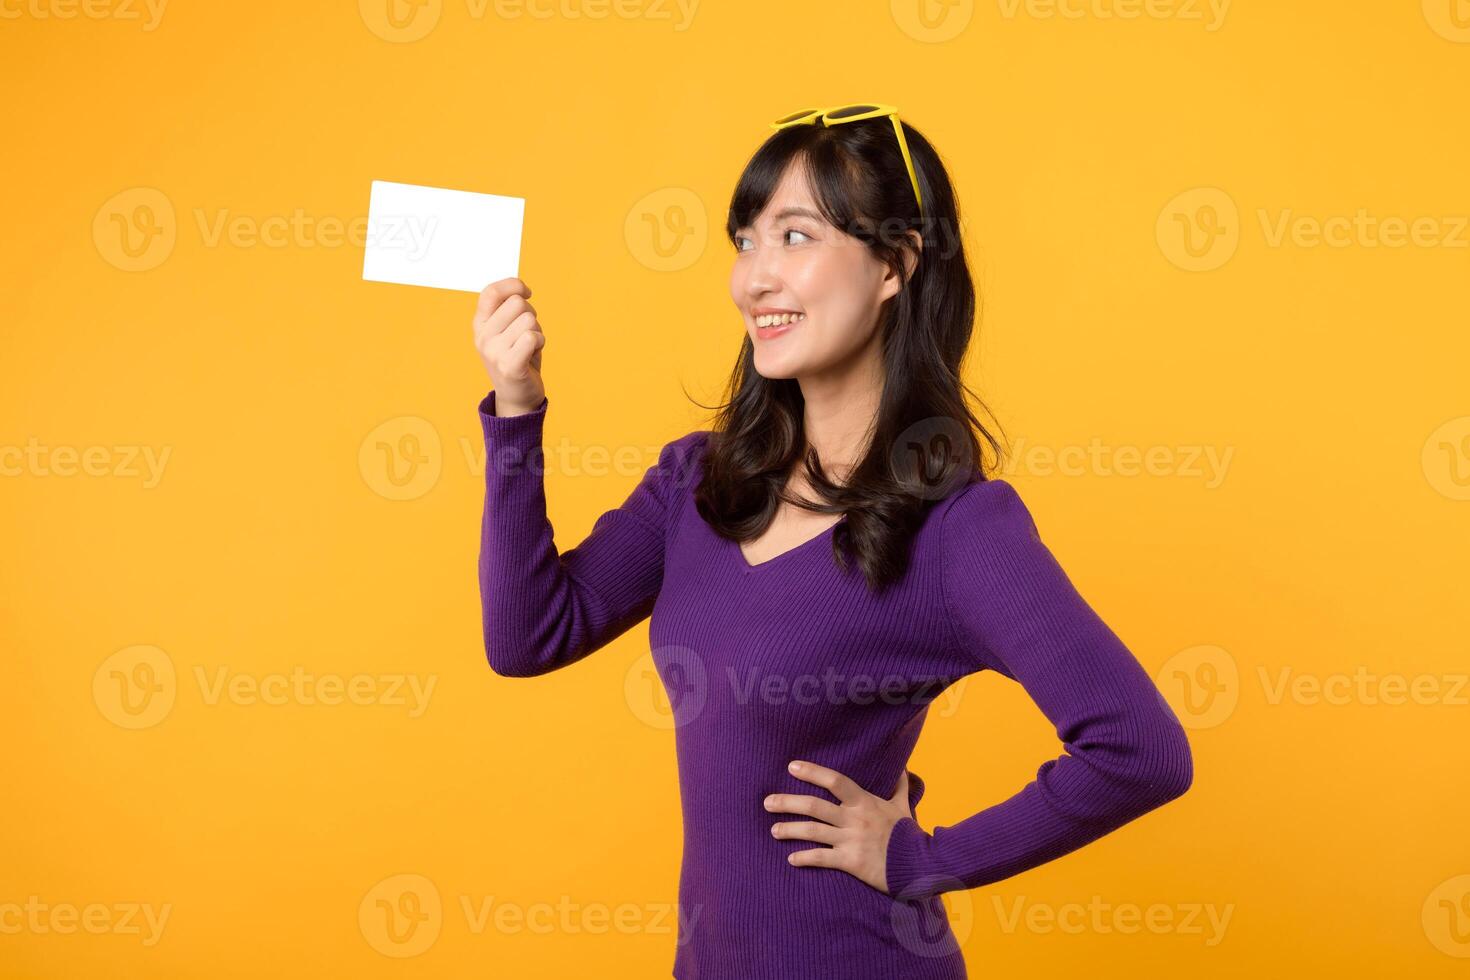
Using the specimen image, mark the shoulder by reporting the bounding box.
[938,476,1039,539]
[650,428,714,501]
[656,428,712,473]
[932,477,1050,587]
[660,427,712,462]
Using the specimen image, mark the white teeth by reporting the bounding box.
[755,313,805,327]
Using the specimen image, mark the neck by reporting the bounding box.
[795,341,884,481]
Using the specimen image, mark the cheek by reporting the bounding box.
[784,250,831,296]
[795,253,870,337]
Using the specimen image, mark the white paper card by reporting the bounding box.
[361,179,524,293]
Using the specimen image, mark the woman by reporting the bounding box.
[472,104,1193,979]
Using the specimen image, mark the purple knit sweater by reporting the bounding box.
[477,391,1193,979]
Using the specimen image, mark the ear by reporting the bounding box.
[880,230,923,302]
[900,229,922,282]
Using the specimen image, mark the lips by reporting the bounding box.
[755,315,802,340]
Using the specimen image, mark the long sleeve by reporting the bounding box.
[884,478,1193,902]
[477,389,707,677]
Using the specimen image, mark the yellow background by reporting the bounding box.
[3,0,1468,976]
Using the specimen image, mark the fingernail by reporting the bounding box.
[763,796,774,808]
[788,761,801,772]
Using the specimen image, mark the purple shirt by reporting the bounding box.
[477,391,1193,979]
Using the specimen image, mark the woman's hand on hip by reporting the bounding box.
[765,760,914,894]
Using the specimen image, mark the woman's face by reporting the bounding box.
[729,164,905,380]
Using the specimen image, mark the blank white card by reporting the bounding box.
[361,179,524,293]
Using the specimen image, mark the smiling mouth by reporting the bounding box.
[754,314,803,339]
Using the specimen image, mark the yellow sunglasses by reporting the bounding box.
[771,103,924,218]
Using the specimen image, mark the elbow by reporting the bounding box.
[1137,721,1194,809]
[1052,708,1194,830]
[486,655,541,679]
[480,584,562,678]
[485,649,535,679]
[483,635,552,679]
[1091,712,1194,821]
[1120,683,1195,810]
[483,623,587,679]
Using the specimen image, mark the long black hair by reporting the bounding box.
[692,112,1008,593]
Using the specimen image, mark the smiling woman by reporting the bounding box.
[472,104,1192,980]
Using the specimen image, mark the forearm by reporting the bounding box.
[479,392,584,676]
[885,695,1192,899]
[478,390,678,678]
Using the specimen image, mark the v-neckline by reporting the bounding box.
[736,515,847,572]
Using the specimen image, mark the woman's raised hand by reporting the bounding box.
[473,277,546,417]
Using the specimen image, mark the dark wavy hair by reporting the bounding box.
[691,112,1008,593]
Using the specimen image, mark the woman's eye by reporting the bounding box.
[733,228,811,252]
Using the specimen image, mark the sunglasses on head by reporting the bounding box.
[770,103,924,218]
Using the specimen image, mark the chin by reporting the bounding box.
[750,349,804,380]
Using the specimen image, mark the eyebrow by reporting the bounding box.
[767,207,822,222]
[733,206,824,235]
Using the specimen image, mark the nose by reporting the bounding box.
[742,236,785,304]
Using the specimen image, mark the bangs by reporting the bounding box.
[725,133,867,245]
